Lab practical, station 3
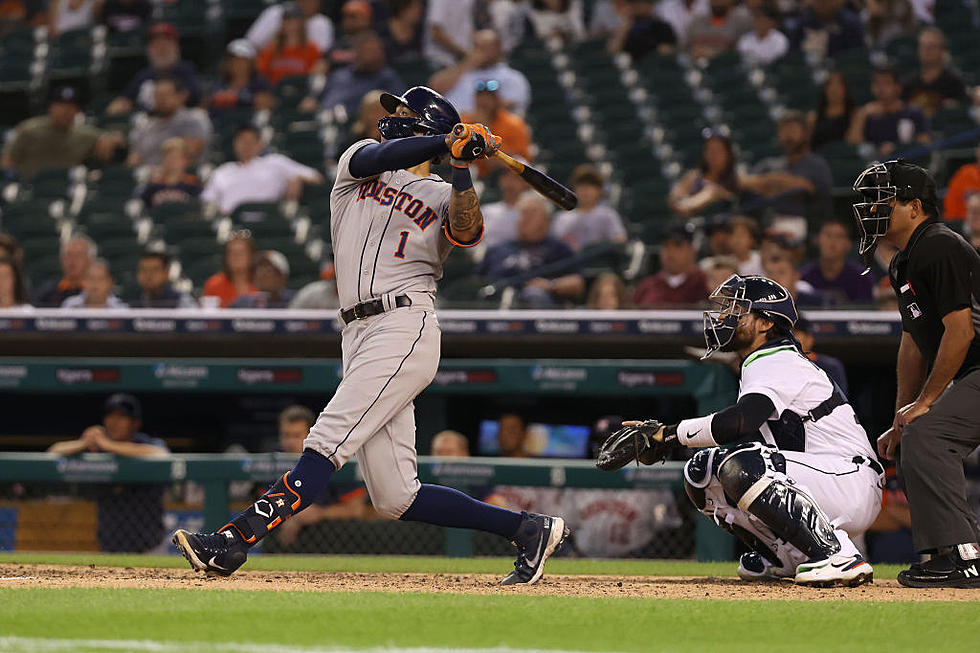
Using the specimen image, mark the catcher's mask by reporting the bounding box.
[852,160,938,271]
[702,274,798,359]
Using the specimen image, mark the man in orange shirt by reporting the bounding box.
[944,143,980,221]
[462,79,531,177]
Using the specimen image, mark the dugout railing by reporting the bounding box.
[0,453,734,561]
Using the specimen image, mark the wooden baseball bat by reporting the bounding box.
[492,150,578,211]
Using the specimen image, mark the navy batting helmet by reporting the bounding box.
[702,274,798,359]
[377,86,460,140]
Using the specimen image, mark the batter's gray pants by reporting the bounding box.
[900,368,980,553]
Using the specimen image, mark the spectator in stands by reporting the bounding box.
[587,271,630,310]
[657,0,709,48]
[132,250,196,309]
[246,0,334,53]
[793,317,848,394]
[633,223,708,307]
[423,0,476,68]
[685,0,752,60]
[497,413,529,457]
[478,193,586,307]
[334,90,387,154]
[316,31,404,115]
[431,29,532,116]
[49,0,99,37]
[963,194,980,252]
[480,165,525,248]
[0,233,25,269]
[231,250,295,309]
[787,0,864,59]
[800,217,874,305]
[62,258,128,308]
[140,138,201,207]
[552,164,627,251]
[847,66,930,157]
[288,262,340,309]
[270,404,368,547]
[0,257,30,309]
[903,27,969,118]
[702,254,738,296]
[763,253,824,308]
[127,78,212,167]
[736,3,788,66]
[377,0,424,62]
[588,0,626,39]
[808,71,856,150]
[34,234,95,307]
[201,125,323,214]
[326,0,375,69]
[753,110,834,223]
[47,393,168,552]
[210,39,275,116]
[431,430,470,456]
[487,0,528,53]
[107,23,203,114]
[944,144,980,221]
[608,0,677,59]
[727,215,763,276]
[461,79,532,177]
[863,0,915,50]
[202,230,258,308]
[668,131,738,217]
[101,0,151,37]
[529,0,586,44]
[256,3,326,86]
[1,85,124,180]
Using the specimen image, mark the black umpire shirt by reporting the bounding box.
[889,219,980,378]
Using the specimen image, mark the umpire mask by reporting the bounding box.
[852,162,896,272]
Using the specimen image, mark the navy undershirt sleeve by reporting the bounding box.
[710,393,776,444]
[348,135,449,179]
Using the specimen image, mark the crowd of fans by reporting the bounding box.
[0,0,978,312]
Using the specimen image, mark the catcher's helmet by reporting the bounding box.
[852,159,939,270]
[377,86,460,140]
[702,274,798,359]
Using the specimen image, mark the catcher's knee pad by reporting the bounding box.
[715,442,779,508]
[683,448,719,510]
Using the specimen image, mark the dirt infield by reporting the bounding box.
[2,563,979,601]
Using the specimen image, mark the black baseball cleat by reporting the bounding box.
[500,512,569,586]
[173,529,249,577]
[897,553,980,588]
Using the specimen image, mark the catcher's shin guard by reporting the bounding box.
[716,447,840,561]
[222,472,302,545]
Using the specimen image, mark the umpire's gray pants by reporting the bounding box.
[900,368,980,553]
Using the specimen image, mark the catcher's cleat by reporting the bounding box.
[500,512,569,586]
[737,552,794,581]
[794,553,873,588]
[173,528,248,577]
[897,551,980,588]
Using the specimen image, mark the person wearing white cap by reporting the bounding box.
[210,39,275,115]
[231,250,296,308]
[246,0,335,53]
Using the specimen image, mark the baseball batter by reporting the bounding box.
[175,87,568,585]
[598,274,883,587]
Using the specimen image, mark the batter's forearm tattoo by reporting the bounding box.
[450,187,483,235]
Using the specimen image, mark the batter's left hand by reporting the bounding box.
[449,123,502,167]
[895,399,931,430]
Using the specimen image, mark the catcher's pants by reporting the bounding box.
[899,368,980,552]
[690,443,882,569]
[304,292,440,519]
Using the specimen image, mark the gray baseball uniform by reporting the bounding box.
[303,138,472,518]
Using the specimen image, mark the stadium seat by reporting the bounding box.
[49,29,95,80]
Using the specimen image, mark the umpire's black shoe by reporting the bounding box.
[173,529,249,577]
[897,553,980,588]
[500,512,569,586]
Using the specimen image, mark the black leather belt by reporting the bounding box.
[341,295,412,325]
[853,456,885,476]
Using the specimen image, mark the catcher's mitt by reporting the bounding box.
[596,420,679,471]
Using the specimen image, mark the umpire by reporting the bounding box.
[853,160,980,588]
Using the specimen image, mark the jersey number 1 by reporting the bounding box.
[394,231,409,258]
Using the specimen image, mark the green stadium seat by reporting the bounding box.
[275,76,311,109]
[161,215,216,242]
[49,29,93,78]
[27,168,72,197]
[231,202,282,224]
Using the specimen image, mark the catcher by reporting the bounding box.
[598,274,882,587]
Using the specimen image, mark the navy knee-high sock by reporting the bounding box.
[223,449,335,546]
[399,484,524,539]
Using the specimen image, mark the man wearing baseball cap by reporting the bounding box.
[48,394,170,552]
[231,250,296,308]
[107,22,203,115]
[632,223,709,307]
[854,160,980,587]
[1,85,124,180]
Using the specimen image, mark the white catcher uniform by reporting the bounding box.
[686,342,883,570]
[302,138,479,518]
